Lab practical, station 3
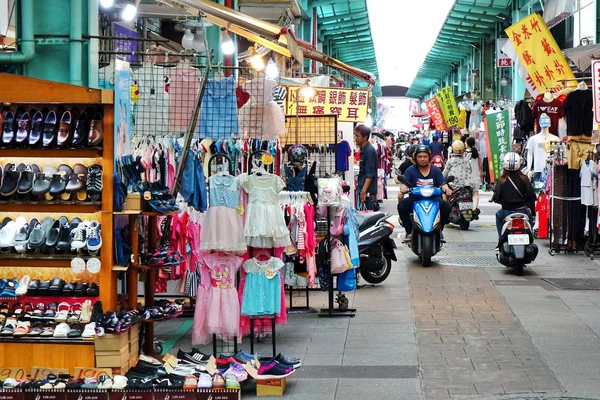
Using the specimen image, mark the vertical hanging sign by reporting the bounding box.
[505,13,575,93]
[114,59,132,161]
[435,86,460,128]
[485,110,510,182]
[592,60,600,124]
[425,98,448,131]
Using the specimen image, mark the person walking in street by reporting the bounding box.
[354,124,379,211]
[465,136,483,214]
[428,136,444,159]
[490,152,536,242]
[398,145,452,242]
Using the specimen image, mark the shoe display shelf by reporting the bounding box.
[0,389,240,400]
[0,74,116,372]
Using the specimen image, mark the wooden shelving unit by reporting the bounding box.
[0,73,115,371]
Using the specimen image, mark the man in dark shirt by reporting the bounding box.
[428,136,444,158]
[354,124,379,211]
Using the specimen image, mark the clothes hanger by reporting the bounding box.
[577,81,588,90]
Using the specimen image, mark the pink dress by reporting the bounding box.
[192,252,244,344]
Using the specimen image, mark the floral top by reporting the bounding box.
[443,154,474,189]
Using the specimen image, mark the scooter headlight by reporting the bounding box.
[420,187,435,198]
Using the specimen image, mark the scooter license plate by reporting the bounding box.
[508,234,529,245]
[459,202,473,211]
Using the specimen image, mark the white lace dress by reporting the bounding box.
[240,173,290,248]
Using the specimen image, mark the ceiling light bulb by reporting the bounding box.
[250,55,265,71]
[181,29,194,50]
[220,29,235,55]
[100,0,114,8]
[121,3,137,21]
[299,84,316,99]
[266,60,279,78]
[500,77,508,87]
[193,30,206,52]
[420,102,427,110]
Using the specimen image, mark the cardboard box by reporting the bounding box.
[125,193,142,211]
[129,339,139,357]
[96,346,130,367]
[256,378,287,397]
[109,360,130,376]
[95,333,129,352]
[128,324,139,342]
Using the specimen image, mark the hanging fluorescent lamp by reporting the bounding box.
[220,28,235,55]
[100,0,114,8]
[181,29,194,50]
[121,0,138,21]
[193,29,207,53]
[266,59,279,79]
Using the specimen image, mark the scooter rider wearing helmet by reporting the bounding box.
[398,145,452,242]
[442,140,473,199]
[490,152,536,238]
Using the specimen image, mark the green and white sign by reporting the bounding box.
[485,110,510,182]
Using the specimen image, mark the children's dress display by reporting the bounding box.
[238,78,286,139]
[240,172,290,248]
[199,174,246,252]
[192,252,244,344]
[241,257,284,316]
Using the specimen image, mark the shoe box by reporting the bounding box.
[124,193,143,212]
[128,324,139,367]
[95,332,130,369]
[244,363,287,397]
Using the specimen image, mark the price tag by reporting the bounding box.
[31,366,69,380]
[0,367,27,381]
[73,368,112,380]
[205,356,217,375]
[71,258,86,274]
[143,191,152,201]
[236,205,244,215]
[261,153,274,165]
[265,267,277,280]
[86,258,101,274]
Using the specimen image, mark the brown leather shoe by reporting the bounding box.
[88,112,103,147]
[57,111,72,148]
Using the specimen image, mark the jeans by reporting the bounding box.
[496,209,532,237]
[397,195,450,235]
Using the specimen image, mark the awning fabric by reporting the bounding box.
[159,0,376,86]
[563,44,600,73]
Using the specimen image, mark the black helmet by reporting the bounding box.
[408,144,419,158]
[413,145,431,161]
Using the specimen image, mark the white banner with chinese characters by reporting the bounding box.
[286,87,370,122]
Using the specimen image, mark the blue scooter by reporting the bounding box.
[399,176,454,267]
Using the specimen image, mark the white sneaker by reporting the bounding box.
[0,221,17,247]
[112,375,127,390]
[15,275,30,296]
[82,322,96,338]
[71,221,89,250]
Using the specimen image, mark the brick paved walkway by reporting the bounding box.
[409,266,564,399]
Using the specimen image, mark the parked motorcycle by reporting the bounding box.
[432,154,444,171]
[398,176,454,267]
[447,185,475,230]
[355,211,397,284]
[497,212,538,275]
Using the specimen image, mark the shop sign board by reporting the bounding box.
[496,38,512,67]
[485,110,510,183]
[286,87,369,122]
[425,98,447,132]
[592,59,600,123]
[435,86,460,128]
[505,13,575,93]
[114,24,139,64]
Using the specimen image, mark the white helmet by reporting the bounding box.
[503,152,521,171]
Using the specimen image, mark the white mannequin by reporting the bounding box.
[543,91,553,102]
[527,113,559,173]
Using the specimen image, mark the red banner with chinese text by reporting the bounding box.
[426,98,448,132]
[505,13,575,93]
[286,87,369,122]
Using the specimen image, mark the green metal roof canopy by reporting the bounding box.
[311,0,379,89]
[406,0,512,99]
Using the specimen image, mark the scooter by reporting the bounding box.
[432,154,444,171]
[354,211,397,284]
[447,185,475,230]
[399,175,454,267]
[497,213,538,275]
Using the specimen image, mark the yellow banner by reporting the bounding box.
[435,86,460,128]
[286,86,369,122]
[505,13,575,93]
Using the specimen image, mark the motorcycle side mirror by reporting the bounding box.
[446,176,455,183]
[398,175,411,187]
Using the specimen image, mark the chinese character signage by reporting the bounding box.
[496,38,512,67]
[485,110,510,182]
[425,97,448,132]
[592,60,600,124]
[435,86,460,128]
[114,24,139,64]
[286,87,369,122]
[505,13,575,93]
